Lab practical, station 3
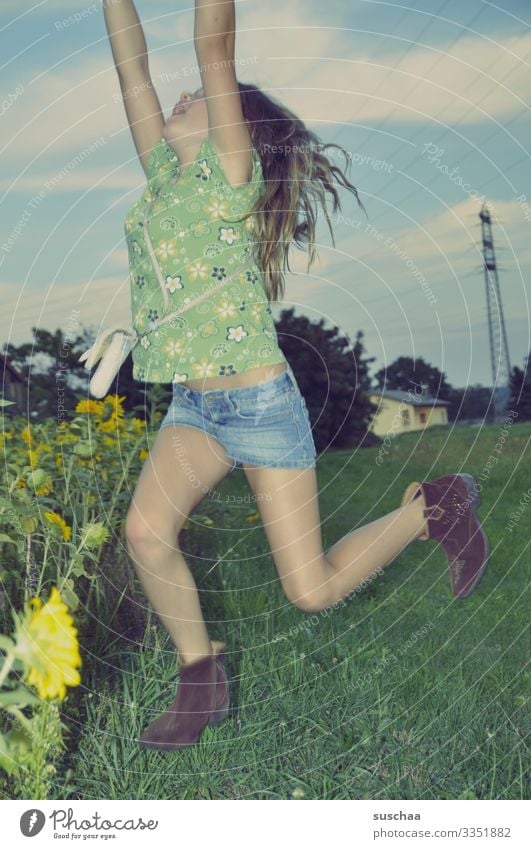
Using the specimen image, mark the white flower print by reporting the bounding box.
[185,259,209,280]
[196,159,213,181]
[165,274,183,293]
[226,324,248,343]
[155,239,178,262]
[250,304,262,323]
[198,320,218,338]
[134,307,148,330]
[213,298,238,320]
[140,335,151,350]
[219,226,239,245]
[204,198,229,220]
[164,338,185,357]
[172,372,189,383]
[192,219,210,238]
[192,358,218,378]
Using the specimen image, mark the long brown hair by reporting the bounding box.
[235,82,367,302]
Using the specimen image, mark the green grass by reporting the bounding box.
[53,422,529,800]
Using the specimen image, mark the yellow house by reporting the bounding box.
[368,388,449,437]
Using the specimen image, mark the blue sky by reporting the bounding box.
[1,0,530,389]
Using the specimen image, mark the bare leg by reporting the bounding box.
[125,425,234,663]
[242,464,427,612]
[324,500,427,599]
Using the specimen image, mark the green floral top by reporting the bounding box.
[123,134,287,383]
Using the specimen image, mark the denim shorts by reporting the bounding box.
[159,361,317,469]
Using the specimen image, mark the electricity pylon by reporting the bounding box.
[479,202,512,418]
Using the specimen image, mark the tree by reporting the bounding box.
[373,356,452,400]
[274,308,378,451]
[4,327,93,420]
[446,384,496,423]
[3,326,165,423]
[508,351,531,420]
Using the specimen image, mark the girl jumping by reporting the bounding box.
[103,0,490,750]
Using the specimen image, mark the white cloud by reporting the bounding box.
[3,5,530,180]
[1,0,73,10]
[387,197,531,265]
[2,58,123,165]
[0,166,143,193]
[1,277,132,346]
[148,4,531,127]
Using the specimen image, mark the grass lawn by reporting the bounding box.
[54,421,529,800]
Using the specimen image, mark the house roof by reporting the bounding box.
[370,388,450,407]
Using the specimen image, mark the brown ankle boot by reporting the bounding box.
[138,644,229,750]
[401,473,490,599]
[208,646,230,727]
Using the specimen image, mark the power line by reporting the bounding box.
[370,46,531,221]
[326,2,529,232]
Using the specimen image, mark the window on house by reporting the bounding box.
[419,411,427,423]
[401,408,410,426]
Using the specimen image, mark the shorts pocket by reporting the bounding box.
[230,386,292,421]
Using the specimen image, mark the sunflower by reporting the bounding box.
[79,522,110,548]
[27,468,53,497]
[43,511,72,542]
[29,443,52,464]
[96,394,127,433]
[96,417,124,434]
[21,425,33,445]
[102,394,126,418]
[132,417,147,434]
[13,586,82,701]
[75,399,104,415]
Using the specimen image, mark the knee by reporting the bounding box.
[124,509,178,555]
[285,586,327,614]
[124,510,153,554]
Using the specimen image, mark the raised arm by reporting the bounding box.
[194,0,253,183]
[103,0,164,173]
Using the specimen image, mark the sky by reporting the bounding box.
[1,0,530,390]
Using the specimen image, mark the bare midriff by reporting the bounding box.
[181,360,287,391]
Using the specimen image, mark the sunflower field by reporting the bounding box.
[0,393,152,797]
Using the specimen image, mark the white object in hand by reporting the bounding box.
[80,331,135,399]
